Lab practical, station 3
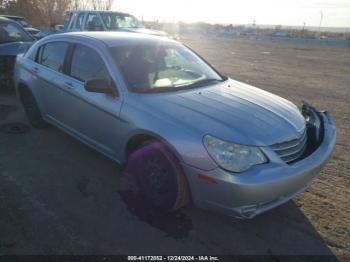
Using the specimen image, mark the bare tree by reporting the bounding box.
[71,0,90,10]
[35,0,72,26]
[54,0,71,21]
[2,0,45,25]
[91,0,114,10]
[1,0,117,26]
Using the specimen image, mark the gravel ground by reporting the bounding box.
[0,36,349,259]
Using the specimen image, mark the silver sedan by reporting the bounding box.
[14,32,336,218]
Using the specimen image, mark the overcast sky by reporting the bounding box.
[113,0,350,27]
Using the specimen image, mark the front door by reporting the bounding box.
[53,43,124,159]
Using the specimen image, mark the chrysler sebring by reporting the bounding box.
[14,32,336,218]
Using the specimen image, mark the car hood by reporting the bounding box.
[137,79,306,146]
[0,41,33,56]
[116,27,168,36]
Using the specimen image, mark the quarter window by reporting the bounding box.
[39,42,69,73]
[70,44,110,82]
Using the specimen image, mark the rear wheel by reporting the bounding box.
[123,142,190,212]
[20,88,47,129]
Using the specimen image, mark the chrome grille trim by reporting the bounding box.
[271,129,308,164]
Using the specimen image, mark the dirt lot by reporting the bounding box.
[0,36,349,258]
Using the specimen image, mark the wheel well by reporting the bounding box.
[17,83,30,104]
[125,133,184,165]
[125,134,159,159]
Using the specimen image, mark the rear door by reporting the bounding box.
[35,41,72,122]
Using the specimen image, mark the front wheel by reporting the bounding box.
[123,142,190,212]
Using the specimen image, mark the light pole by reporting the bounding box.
[302,22,306,37]
[318,11,323,33]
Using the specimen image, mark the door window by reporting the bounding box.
[70,44,110,82]
[75,13,85,30]
[67,13,77,31]
[85,14,103,31]
[39,42,69,73]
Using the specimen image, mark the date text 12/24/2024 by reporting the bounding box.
[127,256,219,261]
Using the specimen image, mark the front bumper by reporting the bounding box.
[183,109,336,218]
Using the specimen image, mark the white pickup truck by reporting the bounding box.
[63,11,167,37]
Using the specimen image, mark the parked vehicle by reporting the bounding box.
[63,11,167,37]
[14,32,336,218]
[0,15,41,39]
[54,25,64,33]
[0,17,34,90]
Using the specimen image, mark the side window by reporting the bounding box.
[27,47,38,61]
[68,13,77,31]
[75,13,85,30]
[70,44,110,82]
[39,42,69,73]
[85,14,103,31]
[63,12,73,32]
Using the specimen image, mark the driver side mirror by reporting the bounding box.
[84,79,118,97]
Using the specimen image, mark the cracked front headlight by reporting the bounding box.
[203,135,268,173]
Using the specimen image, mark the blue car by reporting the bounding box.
[0,17,34,90]
[0,15,41,39]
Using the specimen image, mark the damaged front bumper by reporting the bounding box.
[183,104,337,218]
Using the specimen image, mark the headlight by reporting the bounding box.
[203,135,267,173]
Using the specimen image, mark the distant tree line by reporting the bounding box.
[0,0,115,27]
[147,21,350,41]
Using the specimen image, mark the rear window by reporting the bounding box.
[0,21,32,43]
[101,13,141,30]
[39,42,69,73]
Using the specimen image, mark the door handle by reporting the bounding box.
[64,82,75,90]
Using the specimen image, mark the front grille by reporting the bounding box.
[271,129,308,164]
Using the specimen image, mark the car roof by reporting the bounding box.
[46,32,177,47]
[0,15,25,20]
[0,16,17,23]
[66,10,133,16]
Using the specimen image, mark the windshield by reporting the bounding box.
[111,43,224,93]
[16,19,29,27]
[101,13,142,29]
[0,22,32,43]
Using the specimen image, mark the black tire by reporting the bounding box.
[123,142,190,212]
[20,88,47,129]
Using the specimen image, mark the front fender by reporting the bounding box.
[120,101,218,171]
